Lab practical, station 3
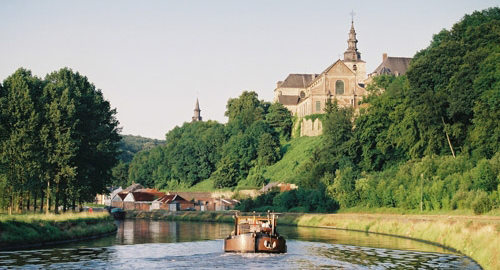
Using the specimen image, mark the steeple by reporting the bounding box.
[192,98,202,122]
[343,12,361,62]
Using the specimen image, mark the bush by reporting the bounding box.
[288,206,308,213]
[472,190,492,214]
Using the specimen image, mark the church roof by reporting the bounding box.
[278,95,300,106]
[373,56,412,76]
[279,74,318,88]
[321,59,358,75]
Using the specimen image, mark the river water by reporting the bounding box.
[0,219,481,269]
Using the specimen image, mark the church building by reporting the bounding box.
[274,19,367,136]
[192,98,202,122]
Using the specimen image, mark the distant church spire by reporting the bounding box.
[192,98,202,122]
[343,11,361,62]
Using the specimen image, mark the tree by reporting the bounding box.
[257,133,281,166]
[265,102,293,140]
[212,157,240,188]
[41,68,120,212]
[0,68,44,213]
[225,91,269,134]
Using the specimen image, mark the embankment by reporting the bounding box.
[129,210,499,269]
[0,212,117,251]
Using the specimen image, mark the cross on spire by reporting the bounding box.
[349,10,356,22]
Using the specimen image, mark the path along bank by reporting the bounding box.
[128,210,499,269]
[0,212,117,251]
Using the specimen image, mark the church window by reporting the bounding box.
[335,80,344,95]
[316,101,321,112]
[300,91,306,99]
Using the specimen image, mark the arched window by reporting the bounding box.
[335,80,344,95]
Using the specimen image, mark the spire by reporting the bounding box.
[343,11,361,62]
[192,98,202,122]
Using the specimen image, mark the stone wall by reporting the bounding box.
[300,118,323,137]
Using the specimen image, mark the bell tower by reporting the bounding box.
[192,98,202,122]
[342,11,366,82]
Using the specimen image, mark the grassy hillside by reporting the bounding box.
[263,136,322,183]
[185,136,321,192]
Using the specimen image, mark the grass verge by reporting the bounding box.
[0,212,116,250]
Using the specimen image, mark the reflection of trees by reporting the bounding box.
[116,220,233,245]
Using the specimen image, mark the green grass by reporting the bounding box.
[0,212,116,249]
[189,178,215,191]
[263,136,322,183]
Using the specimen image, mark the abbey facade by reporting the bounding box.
[274,20,367,136]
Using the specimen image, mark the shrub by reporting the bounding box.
[472,190,492,214]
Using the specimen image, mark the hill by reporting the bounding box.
[118,134,166,163]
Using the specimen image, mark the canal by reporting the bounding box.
[0,219,481,269]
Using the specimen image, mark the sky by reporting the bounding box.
[1,0,498,140]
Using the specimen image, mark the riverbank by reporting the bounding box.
[128,210,499,269]
[0,212,117,251]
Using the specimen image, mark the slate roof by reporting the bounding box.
[373,57,412,76]
[123,183,144,193]
[278,95,300,106]
[279,74,318,88]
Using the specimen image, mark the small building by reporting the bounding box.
[95,186,122,206]
[215,198,240,211]
[260,182,298,193]
[111,193,128,208]
[151,194,193,211]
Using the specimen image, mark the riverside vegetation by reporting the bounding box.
[0,212,116,250]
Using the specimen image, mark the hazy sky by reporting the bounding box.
[1,0,498,139]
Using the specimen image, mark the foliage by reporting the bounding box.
[117,135,165,163]
[235,188,338,213]
[265,102,293,140]
[0,68,120,213]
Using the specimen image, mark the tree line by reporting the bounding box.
[0,68,121,213]
[123,91,293,190]
[119,7,499,214]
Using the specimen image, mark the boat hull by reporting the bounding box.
[224,233,286,253]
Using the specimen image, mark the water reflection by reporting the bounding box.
[0,219,481,269]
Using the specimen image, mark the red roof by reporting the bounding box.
[155,194,188,203]
[132,191,158,202]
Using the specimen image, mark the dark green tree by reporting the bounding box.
[265,102,293,140]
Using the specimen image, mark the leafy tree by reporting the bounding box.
[327,167,359,208]
[111,161,129,188]
[257,133,281,166]
[265,102,293,140]
[212,157,240,188]
[0,68,44,212]
[225,91,270,134]
[42,68,120,212]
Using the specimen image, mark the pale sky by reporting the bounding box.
[1,0,498,139]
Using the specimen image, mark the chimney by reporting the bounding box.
[383,53,388,62]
